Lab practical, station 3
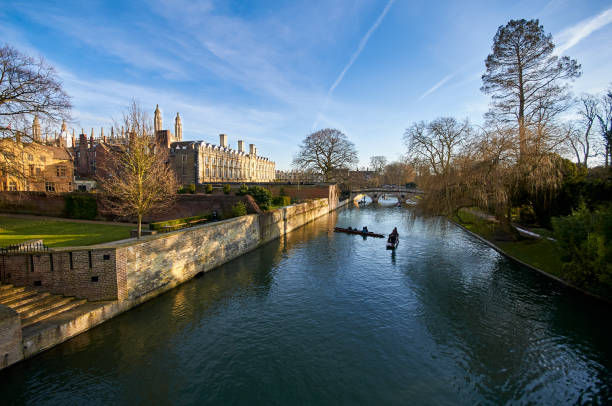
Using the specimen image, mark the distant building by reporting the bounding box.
[69,105,276,185]
[154,105,275,184]
[275,169,322,183]
[0,117,74,192]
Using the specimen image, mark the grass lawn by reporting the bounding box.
[454,208,563,277]
[0,217,133,247]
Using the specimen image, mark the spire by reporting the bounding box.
[61,120,67,133]
[32,115,41,142]
[154,104,162,133]
[175,112,182,141]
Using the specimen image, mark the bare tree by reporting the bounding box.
[369,156,387,174]
[404,117,471,176]
[597,90,612,167]
[565,95,599,167]
[293,128,358,182]
[97,101,178,238]
[0,44,71,177]
[481,19,580,157]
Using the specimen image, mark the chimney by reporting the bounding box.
[219,133,228,148]
[237,140,245,153]
[249,143,256,156]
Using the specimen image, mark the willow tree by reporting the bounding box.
[293,128,358,182]
[97,102,178,238]
[481,19,580,157]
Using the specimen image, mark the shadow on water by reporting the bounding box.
[1,205,611,405]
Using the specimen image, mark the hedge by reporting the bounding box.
[63,194,98,219]
[149,214,208,231]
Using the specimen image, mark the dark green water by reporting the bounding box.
[1,204,611,405]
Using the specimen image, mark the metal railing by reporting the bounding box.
[0,240,50,254]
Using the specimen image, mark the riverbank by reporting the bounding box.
[0,197,349,370]
[450,209,612,304]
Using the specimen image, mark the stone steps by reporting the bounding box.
[6,292,52,309]
[0,283,89,328]
[0,290,38,305]
[22,299,87,328]
[0,286,26,300]
[0,290,42,307]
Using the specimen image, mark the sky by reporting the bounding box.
[2,0,611,169]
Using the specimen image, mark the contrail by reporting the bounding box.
[328,0,396,95]
[312,0,396,130]
[418,74,454,100]
[554,6,612,55]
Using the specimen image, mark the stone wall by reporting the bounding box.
[0,305,22,369]
[1,248,126,301]
[123,198,332,302]
[0,197,342,303]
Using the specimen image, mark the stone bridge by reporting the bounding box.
[349,187,424,204]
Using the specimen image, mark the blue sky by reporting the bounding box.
[2,0,611,169]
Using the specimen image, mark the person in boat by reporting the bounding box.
[388,227,398,242]
[362,226,369,233]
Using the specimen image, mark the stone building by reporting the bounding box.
[154,105,275,184]
[0,117,74,192]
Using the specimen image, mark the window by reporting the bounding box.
[206,168,209,177]
[45,182,55,192]
[56,166,67,177]
[36,167,41,175]
[9,181,17,191]
[182,155,186,162]
[40,155,46,163]
[27,154,33,161]
[29,165,35,176]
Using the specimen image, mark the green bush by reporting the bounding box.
[177,186,187,194]
[63,194,98,219]
[149,215,207,231]
[205,184,213,194]
[223,184,231,195]
[552,205,612,290]
[237,184,249,196]
[231,202,247,217]
[188,184,196,194]
[272,195,291,206]
[246,186,272,210]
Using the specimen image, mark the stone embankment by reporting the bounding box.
[0,196,348,370]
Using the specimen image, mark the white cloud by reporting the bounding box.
[555,6,612,55]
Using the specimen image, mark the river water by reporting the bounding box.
[1,203,611,405]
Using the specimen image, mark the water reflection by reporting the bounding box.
[1,205,611,405]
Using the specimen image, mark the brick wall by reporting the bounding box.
[1,248,124,301]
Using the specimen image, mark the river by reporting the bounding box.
[1,203,611,404]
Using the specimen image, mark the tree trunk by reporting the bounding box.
[137,213,142,239]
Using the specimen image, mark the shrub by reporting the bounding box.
[237,184,249,196]
[178,186,186,194]
[223,184,231,195]
[149,214,207,231]
[552,205,612,290]
[406,182,417,189]
[205,184,213,194]
[272,195,291,206]
[188,184,196,194]
[63,194,98,219]
[246,186,272,210]
[231,202,247,217]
